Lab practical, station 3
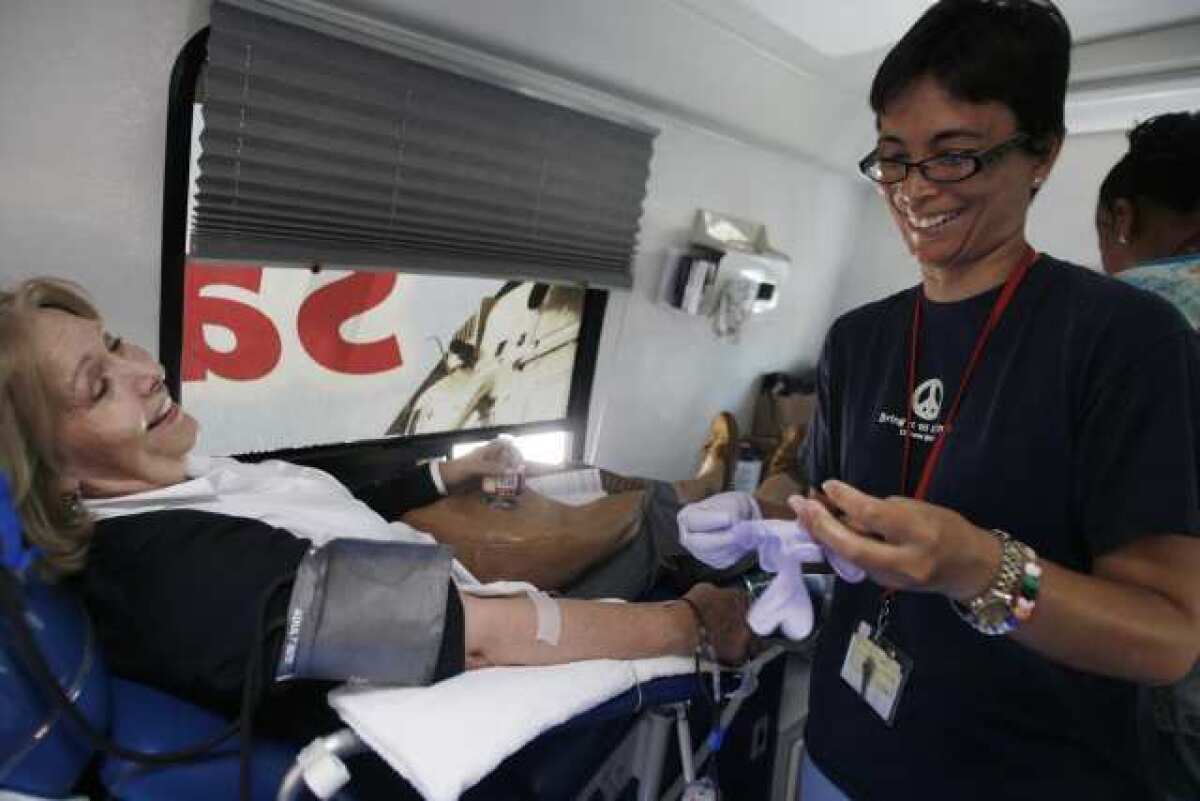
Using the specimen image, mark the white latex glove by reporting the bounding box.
[737,519,820,638]
[676,492,762,569]
[734,518,867,584]
[676,514,868,641]
[747,569,813,640]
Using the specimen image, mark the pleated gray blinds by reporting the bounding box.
[191,2,655,287]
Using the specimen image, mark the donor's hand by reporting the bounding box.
[441,439,526,492]
[682,583,754,666]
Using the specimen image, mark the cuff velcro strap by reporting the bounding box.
[278,538,454,685]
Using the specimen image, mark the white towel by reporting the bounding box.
[329,654,694,801]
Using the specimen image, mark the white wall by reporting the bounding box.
[830,187,914,319]
[585,125,863,478]
[0,0,869,480]
[1027,130,1128,269]
[0,0,208,351]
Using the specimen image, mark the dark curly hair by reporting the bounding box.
[870,0,1072,153]
[1098,111,1200,216]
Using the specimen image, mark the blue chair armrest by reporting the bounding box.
[101,679,297,801]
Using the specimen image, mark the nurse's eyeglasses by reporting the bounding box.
[858,133,1031,184]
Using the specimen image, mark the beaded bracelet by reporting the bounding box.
[1011,550,1041,623]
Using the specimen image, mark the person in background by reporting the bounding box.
[1096,110,1200,329]
[1095,110,1200,801]
[747,1,1199,798]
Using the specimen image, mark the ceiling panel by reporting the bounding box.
[737,0,934,58]
[735,0,1200,59]
[1058,0,1200,42]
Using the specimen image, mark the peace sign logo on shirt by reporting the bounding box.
[912,378,944,422]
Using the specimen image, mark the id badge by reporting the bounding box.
[839,621,912,726]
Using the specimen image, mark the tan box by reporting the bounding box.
[752,385,816,441]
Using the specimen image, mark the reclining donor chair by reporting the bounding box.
[1,483,790,801]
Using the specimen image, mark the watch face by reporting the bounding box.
[976,596,1012,629]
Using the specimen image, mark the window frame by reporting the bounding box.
[160,29,607,476]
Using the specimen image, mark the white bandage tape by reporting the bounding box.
[526,589,563,646]
[297,737,352,800]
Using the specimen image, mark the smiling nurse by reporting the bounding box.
[869,77,1054,303]
[778,1,1200,799]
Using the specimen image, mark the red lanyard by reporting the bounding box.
[900,246,1039,500]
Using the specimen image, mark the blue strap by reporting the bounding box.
[0,474,38,575]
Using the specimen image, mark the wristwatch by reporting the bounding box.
[951,529,1033,636]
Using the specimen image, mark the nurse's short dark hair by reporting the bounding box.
[870,0,1071,152]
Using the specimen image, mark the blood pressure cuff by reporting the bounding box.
[276,538,460,685]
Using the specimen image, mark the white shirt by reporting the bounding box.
[85,455,482,586]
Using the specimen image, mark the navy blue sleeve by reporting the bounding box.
[803,325,842,489]
[1074,329,1200,555]
[351,464,442,519]
[83,510,308,710]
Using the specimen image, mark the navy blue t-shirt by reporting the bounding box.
[803,256,1200,800]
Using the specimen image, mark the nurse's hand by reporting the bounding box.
[788,480,1001,602]
[440,438,525,492]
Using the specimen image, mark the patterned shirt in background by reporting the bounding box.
[1117,253,1200,330]
[1119,251,1200,801]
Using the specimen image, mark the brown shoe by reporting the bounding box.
[697,412,739,492]
[764,424,804,482]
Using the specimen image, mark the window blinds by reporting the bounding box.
[191,2,655,288]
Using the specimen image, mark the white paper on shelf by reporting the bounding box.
[526,468,608,506]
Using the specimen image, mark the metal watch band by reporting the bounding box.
[951,529,1030,636]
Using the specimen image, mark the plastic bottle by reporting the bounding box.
[731,441,762,493]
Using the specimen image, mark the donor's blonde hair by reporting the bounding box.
[0,278,101,576]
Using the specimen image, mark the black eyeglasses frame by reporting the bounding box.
[857,133,1032,184]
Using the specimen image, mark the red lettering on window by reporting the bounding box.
[296,272,402,375]
[182,263,282,382]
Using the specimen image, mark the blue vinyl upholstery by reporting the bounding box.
[0,578,109,797]
[102,678,297,801]
[0,577,299,801]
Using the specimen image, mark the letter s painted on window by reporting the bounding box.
[182,264,282,382]
[296,272,403,375]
